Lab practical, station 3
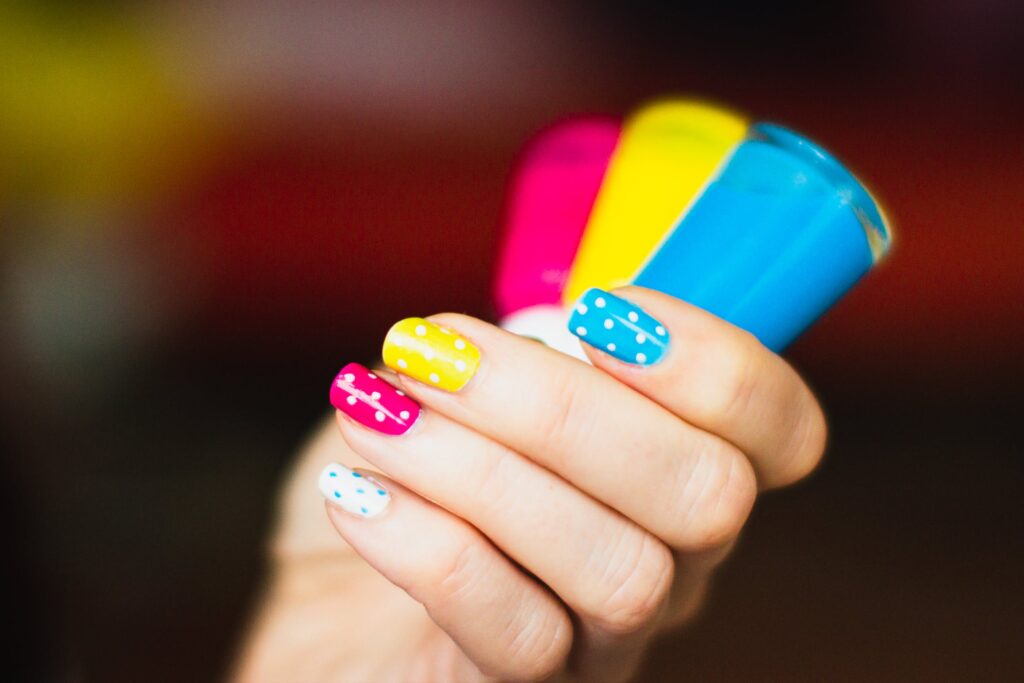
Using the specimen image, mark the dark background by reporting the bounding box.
[2,1,1022,680]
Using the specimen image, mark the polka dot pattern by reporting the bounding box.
[567,288,670,366]
[318,463,391,518]
[382,317,481,392]
[329,362,421,436]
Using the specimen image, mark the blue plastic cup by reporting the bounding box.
[633,122,891,351]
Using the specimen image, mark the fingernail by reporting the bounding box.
[382,317,481,392]
[318,463,391,518]
[329,362,421,435]
[568,288,670,365]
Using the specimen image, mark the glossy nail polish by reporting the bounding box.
[382,318,480,392]
[329,362,420,435]
[318,463,391,518]
[568,288,670,366]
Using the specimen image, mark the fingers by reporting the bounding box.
[383,316,756,552]
[335,399,675,637]
[568,286,828,489]
[320,464,573,681]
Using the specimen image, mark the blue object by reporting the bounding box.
[634,123,891,351]
[567,287,670,366]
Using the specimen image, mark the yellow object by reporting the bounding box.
[562,100,748,304]
[383,318,481,392]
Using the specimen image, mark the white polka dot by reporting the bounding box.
[603,318,614,329]
[415,324,427,336]
[396,390,405,396]
[628,311,639,323]
[374,410,385,422]
[576,326,587,337]
[656,326,666,336]
[595,297,606,308]
[636,333,646,344]
[636,352,647,363]
[454,339,466,350]
[370,391,381,401]
[429,372,440,384]
[423,348,435,360]
[607,343,616,352]
[346,395,357,406]
[397,358,408,369]
[343,373,355,383]
[399,410,410,420]
[576,303,588,315]
[455,360,467,372]
[367,373,377,379]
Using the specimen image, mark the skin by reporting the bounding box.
[232,287,827,682]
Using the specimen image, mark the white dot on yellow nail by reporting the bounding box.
[604,318,614,329]
[454,339,466,350]
[423,348,435,360]
[595,297,606,308]
[607,343,616,351]
[415,324,427,336]
[576,303,588,315]
[370,391,381,400]
[374,410,385,422]
[636,333,646,344]
[397,358,407,369]
[429,372,440,384]
[455,360,467,372]
[628,311,639,323]
[636,352,647,363]
[656,326,666,336]
[346,395,357,405]
[576,326,587,336]
[399,410,410,420]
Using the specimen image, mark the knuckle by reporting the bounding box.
[671,446,757,550]
[421,531,489,607]
[778,395,829,485]
[706,333,762,423]
[533,367,589,459]
[592,533,674,634]
[497,607,573,681]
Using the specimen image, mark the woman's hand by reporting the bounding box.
[233,287,826,682]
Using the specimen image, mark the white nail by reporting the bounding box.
[318,463,391,518]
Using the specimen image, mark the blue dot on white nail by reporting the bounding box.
[360,506,368,514]
[334,491,341,498]
[356,488,365,494]
[329,471,337,477]
[377,489,386,495]
[352,472,363,478]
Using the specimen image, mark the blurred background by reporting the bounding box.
[1,1,1021,680]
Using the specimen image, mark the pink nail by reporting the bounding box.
[329,362,420,436]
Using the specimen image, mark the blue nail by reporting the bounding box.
[568,288,669,366]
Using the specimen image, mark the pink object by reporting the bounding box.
[329,362,421,436]
[492,117,621,318]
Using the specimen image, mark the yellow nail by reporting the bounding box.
[382,318,481,392]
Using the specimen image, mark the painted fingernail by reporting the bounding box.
[568,288,670,365]
[329,362,421,435]
[382,317,481,392]
[318,463,391,518]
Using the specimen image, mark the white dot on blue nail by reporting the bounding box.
[628,311,639,323]
[636,333,646,344]
[656,326,666,336]
[607,343,616,352]
[576,326,587,337]
[576,303,588,315]
[604,318,614,329]
[636,352,647,363]
[595,297,606,308]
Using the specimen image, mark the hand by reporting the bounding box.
[233,287,826,682]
